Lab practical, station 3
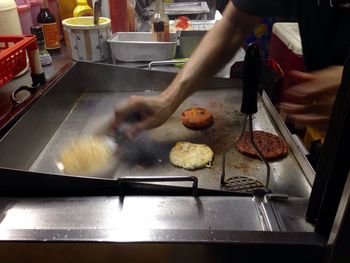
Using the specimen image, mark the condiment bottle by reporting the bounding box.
[30,26,52,66]
[151,0,169,42]
[73,0,93,17]
[37,0,61,54]
[57,0,76,20]
[109,0,129,32]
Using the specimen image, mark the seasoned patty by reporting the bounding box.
[235,131,288,160]
[181,107,214,129]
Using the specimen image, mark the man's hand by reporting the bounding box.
[278,66,343,132]
[112,94,174,139]
[111,2,260,139]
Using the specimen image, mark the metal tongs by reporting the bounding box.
[221,44,271,195]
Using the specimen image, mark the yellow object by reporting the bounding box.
[303,126,326,149]
[169,141,213,170]
[62,16,110,27]
[174,58,189,68]
[57,136,114,176]
[73,0,93,17]
[58,0,76,20]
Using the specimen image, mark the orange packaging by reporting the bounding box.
[39,22,61,49]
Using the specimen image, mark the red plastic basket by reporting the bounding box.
[0,35,37,88]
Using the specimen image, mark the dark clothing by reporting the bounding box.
[232,0,350,70]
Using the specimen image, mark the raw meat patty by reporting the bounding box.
[235,130,288,160]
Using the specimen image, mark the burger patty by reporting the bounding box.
[181,107,214,129]
[235,131,288,160]
[169,141,214,170]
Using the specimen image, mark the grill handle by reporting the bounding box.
[117,176,198,196]
[241,43,261,114]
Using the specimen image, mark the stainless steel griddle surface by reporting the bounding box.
[30,88,310,197]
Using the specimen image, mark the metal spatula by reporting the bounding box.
[221,43,271,195]
[93,0,102,25]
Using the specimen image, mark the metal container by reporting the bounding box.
[107,32,177,62]
[178,30,206,58]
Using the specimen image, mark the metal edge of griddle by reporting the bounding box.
[77,61,242,92]
[0,62,81,170]
[261,91,315,186]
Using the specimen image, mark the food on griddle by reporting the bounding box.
[235,131,288,160]
[181,107,214,129]
[58,136,114,176]
[169,141,213,170]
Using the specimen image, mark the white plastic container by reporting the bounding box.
[0,0,23,35]
[107,32,177,62]
[62,16,112,62]
[16,0,33,35]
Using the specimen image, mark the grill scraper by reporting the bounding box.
[221,43,271,196]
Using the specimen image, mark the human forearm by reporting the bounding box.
[161,2,260,111]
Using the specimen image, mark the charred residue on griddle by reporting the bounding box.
[118,135,171,168]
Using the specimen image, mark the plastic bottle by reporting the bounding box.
[57,0,76,20]
[29,0,43,26]
[151,0,169,42]
[30,26,52,66]
[0,0,23,35]
[73,0,93,17]
[109,0,129,33]
[15,0,33,35]
[37,0,61,54]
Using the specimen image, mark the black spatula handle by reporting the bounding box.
[241,43,261,114]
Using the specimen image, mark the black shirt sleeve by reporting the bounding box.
[231,0,295,17]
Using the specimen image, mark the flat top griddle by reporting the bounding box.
[29,88,310,197]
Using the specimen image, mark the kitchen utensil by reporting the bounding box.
[106,113,140,146]
[221,43,271,194]
[93,0,101,25]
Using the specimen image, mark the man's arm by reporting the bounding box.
[113,2,260,138]
[160,2,260,111]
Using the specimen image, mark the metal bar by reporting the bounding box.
[307,54,350,237]
[220,115,248,185]
[261,91,315,185]
[0,232,326,263]
[118,176,199,196]
[148,60,187,70]
[325,170,350,262]
[248,114,271,188]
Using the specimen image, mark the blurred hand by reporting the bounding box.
[112,95,174,139]
[278,66,343,132]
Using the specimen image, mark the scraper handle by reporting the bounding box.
[241,43,261,114]
[112,113,141,143]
